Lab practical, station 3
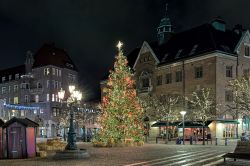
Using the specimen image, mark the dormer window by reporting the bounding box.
[189,45,198,55]
[162,54,169,62]
[175,49,183,59]
[245,46,250,57]
[44,68,50,75]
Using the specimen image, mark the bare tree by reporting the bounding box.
[229,75,250,117]
[186,88,217,145]
[140,94,180,144]
[57,103,100,141]
[229,75,250,138]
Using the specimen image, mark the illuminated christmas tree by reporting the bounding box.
[95,41,144,147]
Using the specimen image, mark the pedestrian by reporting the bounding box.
[194,134,197,144]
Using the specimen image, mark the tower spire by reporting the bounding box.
[157,3,173,45]
[165,3,168,16]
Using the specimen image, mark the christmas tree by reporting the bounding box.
[94,41,144,147]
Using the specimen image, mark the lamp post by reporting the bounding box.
[58,85,82,150]
[180,111,186,145]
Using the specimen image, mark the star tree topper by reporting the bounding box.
[116,41,123,51]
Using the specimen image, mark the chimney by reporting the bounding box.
[233,24,243,35]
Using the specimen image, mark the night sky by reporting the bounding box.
[0,0,249,100]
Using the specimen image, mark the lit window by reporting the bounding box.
[55,94,58,102]
[44,68,50,75]
[21,110,25,116]
[35,95,39,103]
[14,97,18,104]
[40,109,44,114]
[56,69,58,76]
[226,66,233,77]
[195,66,203,79]
[8,86,11,93]
[59,70,61,77]
[52,94,55,102]
[52,68,55,75]
[47,94,50,101]
[34,110,37,114]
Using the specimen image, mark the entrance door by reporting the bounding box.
[9,127,23,159]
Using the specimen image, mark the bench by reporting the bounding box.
[223,140,250,162]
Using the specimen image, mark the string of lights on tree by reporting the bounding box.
[94,41,144,147]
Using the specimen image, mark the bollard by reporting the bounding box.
[225,138,228,146]
[156,137,158,144]
[215,137,218,146]
[190,136,193,145]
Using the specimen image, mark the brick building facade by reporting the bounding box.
[0,43,78,138]
[129,15,250,139]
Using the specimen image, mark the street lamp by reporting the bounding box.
[180,111,186,145]
[58,86,82,150]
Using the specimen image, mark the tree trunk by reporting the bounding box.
[63,127,66,141]
[236,109,239,139]
[202,125,205,145]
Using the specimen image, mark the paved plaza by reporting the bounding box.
[0,140,250,166]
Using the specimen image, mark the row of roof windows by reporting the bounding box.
[2,74,20,83]
[44,67,62,77]
[161,45,199,62]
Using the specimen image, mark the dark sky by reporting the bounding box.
[0,0,249,100]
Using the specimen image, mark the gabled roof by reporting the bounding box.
[33,43,78,71]
[3,117,39,128]
[128,23,242,67]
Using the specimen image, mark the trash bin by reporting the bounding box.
[190,136,193,145]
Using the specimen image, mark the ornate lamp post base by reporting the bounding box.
[65,111,77,150]
[65,132,77,150]
[54,149,89,159]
